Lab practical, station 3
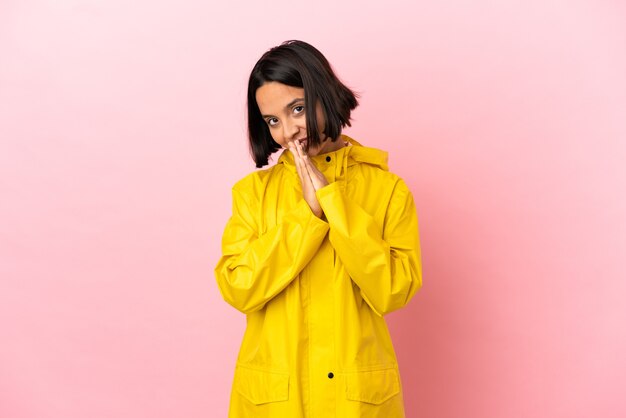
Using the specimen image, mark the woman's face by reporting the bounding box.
[255,81,337,157]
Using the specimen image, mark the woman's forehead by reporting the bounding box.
[256,82,305,114]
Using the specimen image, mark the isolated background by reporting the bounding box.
[1,0,625,417]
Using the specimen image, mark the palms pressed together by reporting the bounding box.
[288,139,329,219]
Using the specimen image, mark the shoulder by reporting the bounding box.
[358,163,409,192]
[232,171,260,192]
[231,164,282,197]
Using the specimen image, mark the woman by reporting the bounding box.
[214,40,422,418]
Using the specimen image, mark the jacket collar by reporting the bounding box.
[276,134,389,177]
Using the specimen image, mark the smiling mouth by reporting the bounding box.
[296,139,309,150]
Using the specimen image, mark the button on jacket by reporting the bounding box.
[214,134,422,417]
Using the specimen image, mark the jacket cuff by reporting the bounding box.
[315,180,342,201]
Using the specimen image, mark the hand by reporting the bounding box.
[288,140,329,219]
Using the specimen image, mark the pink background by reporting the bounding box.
[1,1,625,417]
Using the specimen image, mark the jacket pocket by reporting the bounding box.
[345,367,400,404]
[234,365,289,405]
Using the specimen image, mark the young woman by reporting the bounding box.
[214,40,422,418]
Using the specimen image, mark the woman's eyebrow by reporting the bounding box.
[262,97,304,118]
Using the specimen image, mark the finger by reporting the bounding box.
[296,141,313,178]
[296,142,315,189]
[289,142,305,183]
[300,149,321,185]
[301,153,328,190]
[294,141,305,172]
[295,139,303,157]
[293,142,307,180]
[288,140,298,158]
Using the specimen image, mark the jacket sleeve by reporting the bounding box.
[315,178,422,316]
[214,182,330,314]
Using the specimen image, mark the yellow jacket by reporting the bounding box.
[214,134,422,417]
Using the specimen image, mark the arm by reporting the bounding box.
[315,179,422,316]
[214,183,330,314]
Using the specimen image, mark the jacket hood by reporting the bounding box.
[275,134,389,178]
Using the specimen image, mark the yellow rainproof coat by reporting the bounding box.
[214,134,422,417]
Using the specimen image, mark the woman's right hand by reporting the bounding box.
[288,140,324,219]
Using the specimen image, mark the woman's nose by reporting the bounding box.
[283,118,300,140]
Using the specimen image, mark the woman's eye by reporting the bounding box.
[267,118,279,127]
[293,105,304,114]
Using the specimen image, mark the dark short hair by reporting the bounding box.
[246,40,359,168]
